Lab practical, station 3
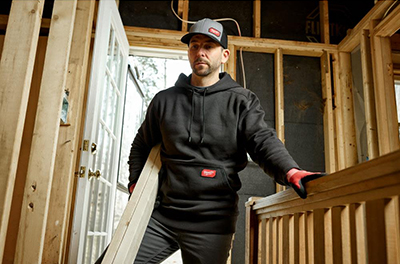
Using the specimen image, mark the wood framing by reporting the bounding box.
[177,0,189,32]
[339,52,358,168]
[320,51,336,173]
[372,3,400,38]
[360,29,379,160]
[14,1,78,263]
[246,149,400,263]
[338,0,395,52]
[0,1,44,261]
[253,0,261,38]
[319,0,330,44]
[225,44,237,79]
[370,25,399,155]
[42,1,95,263]
[103,145,161,263]
[331,52,346,170]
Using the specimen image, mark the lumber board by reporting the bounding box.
[338,52,358,168]
[177,0,189,32]
[42,1,95,263]
[225,44,236,80]
[370,32,400,155]
[0,0,44,261]
[102,145,161,263]
[338,0,394,52]
[360,30,379,160]
[373,3,400,37]
[253,0,261,38]
[320,51,336,173]
[331,52,346,170]
[14,1,78,263]
[124,26,338,57]
[319,0,330,44]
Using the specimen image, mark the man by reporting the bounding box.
[127,18,322,263]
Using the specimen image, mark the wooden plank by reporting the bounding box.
[42,1,95,263]
[360,29,379,160]
[331,52,345,170]
[320,51,336,173]
[338,0,394,52]
[299,213,308,264]
[102,145,161,263]
[253,0,261,38]
[365,199,387,263]
[272,217,278,264]
[245,198,259,264]
[225,44,237,80]
[0,14,51,30]
[259,218,266,263]
[338,52,358,168]
[177,0,189,32]
[0,1,44,261]
[289,213,299,264]
[355,203,367,264]
[319,0,330,44]
[278,215,289,264]
[370,28,400,155]
[384,196,400,263]
[341,204,357,264]
[124,26,338,57]
[324,206,343,264]
[14,1,78,263]
[3,37,47,264]
[373,3,400,37]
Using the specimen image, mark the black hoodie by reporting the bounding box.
[128,72,298,234]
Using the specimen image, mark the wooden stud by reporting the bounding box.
[278,215,289,264]
[178,0,189,32]
[364,199,387,263]
[370,20,400,155]
[373,3,400,38]
[225,44,236,80]
[355,203,367,264]
[253,0,261,38]
[339,52,358,168]
[331,52,346,171]
[338,0,394,52]
[319,0,330,44]
[42,1,95,263]
[0,1,44,261]
[384,196,400,263]
[320,51,336,173]
[299,213,308,264]
[360,29,379,160]
[102,145,161,263]
[3,37,48,264]
[341,204,357,264]
[245,197,260,264]
[289,213,299,264]
[324,206,343,264]
[14,1,78,263]
[259,218,266,263]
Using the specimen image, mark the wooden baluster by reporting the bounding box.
[289,213,299,264]
[341,204,357,263]
[384,196,400,263]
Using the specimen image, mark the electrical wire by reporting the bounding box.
[382,0,398,19]
[170,0,247,89]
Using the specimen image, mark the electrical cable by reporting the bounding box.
[382,0,398,19]
[170,1,247,89]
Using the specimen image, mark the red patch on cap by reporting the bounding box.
[208,27,221,37]
[201,169,216,178]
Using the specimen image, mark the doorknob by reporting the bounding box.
[91,142,97,154]
[89,169,101,180]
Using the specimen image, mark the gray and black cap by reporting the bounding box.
[181,18,228,49]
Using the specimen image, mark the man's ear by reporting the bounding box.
[221,49,230,64]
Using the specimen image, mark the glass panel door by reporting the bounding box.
[69,0,129,263]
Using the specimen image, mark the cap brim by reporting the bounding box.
[181,32,226,48]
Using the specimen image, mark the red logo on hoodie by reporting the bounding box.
[201,169,216,178]
[208,27,221,37]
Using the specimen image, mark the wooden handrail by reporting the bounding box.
[103,145,161,263]
[245,149,400,263]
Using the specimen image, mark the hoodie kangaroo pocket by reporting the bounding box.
[158,161,237,214]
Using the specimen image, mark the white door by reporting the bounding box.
[69,0,129,263]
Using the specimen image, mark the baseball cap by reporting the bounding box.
[181,18,228,49]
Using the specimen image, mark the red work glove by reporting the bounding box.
[286,168,326,199]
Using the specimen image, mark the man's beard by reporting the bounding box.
[192,59,216,76]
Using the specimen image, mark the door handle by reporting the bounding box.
[89,169,101,180]
[91,142,97,155]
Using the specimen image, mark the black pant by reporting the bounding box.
[96,216,234,264]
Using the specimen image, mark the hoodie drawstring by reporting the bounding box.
[188,88,207,144]
[188,89,195,143]
[200,88,207,144]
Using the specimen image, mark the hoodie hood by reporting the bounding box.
[174,72,242,144]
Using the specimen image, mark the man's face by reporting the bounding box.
[188,34,229,77]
